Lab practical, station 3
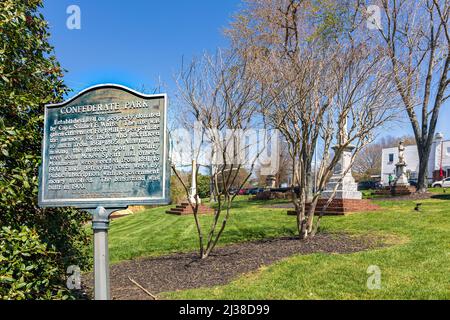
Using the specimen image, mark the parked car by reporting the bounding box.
[270,187,301,195]
[248,188,265,195]
[357,181,383,191]
[432,178,450,188]
[408,179,418,187]
[237,189,249,195]
[270,187,289,193]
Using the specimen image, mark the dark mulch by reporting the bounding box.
[373,192,434,201]
[82,233,382,300]
[266,193,436,205]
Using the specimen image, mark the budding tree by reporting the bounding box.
[173,51,268,258]
[228,0,398,239]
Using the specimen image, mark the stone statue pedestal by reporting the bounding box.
[395,162,409,186]
[292,145,378,216]
[265,175,276,188]
[321,145,362,200]
[375,162,414,196]
[382,140,414,196]
[388,161,414,195]
[166,159,214,215]
[288,116,380,216]
[189,190,201,205]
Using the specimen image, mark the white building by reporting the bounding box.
[381,133,450,186]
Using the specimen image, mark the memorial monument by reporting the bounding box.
[389,140,415,195]
[321,144,362,201]
[395,141,409,186]
[289,117,379,216]
[265,175,277,188]
[166,159,214,215]
[189,159,201,205]
[375,141,415,196]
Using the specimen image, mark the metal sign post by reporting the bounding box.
[87,207,125,300]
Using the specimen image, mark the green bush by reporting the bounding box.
[0,226,74,300]
[170,175,186,204]
[197,175,211,199]
[170,174,211,203]
[0,0,91,300]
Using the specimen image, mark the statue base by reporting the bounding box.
[321,145,362,200]
[287,199,380,216]
[374,185,416,196]
[291,144,371,216]
[395,162,410,186]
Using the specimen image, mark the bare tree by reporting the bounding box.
[228,0,398,239]
[173,51,266,259]
[363,0,450,192]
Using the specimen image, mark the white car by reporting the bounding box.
[432,178,450,188]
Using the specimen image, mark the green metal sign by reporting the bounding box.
[39,84,170,209]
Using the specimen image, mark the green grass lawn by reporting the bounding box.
[429,187,450,194]
[108,194,450,300]
[108,197,295,263]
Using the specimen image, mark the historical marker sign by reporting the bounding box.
[38,84,170,300]
[39,84,170,209]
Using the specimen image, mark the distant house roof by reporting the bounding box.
[382,139,450,152]
[382,145,418,152]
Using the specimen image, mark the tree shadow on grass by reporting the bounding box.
[208,197,291,210]
[431,194,450,201]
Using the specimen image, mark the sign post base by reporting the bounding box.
[88,207,126,300]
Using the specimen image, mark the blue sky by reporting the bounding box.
[42,0,241,93]
[42,0,449,140]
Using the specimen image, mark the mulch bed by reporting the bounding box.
[82,233,382,300]
[372,192,434,201]
[265,193,435,208]
[266,192,444,206]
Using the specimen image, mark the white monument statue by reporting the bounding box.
[321,115,362,200]
[189,159,201,204]
[398,140,406,164]
[395,141,409,186]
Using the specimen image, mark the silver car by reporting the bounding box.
[432,178,450,188]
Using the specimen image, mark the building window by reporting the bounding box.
[388,153,394,163]
[447,147,450,155]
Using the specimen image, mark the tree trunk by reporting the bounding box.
[416,143,431,193]
[297,196,306,239]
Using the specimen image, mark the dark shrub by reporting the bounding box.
[0,226,75,300]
